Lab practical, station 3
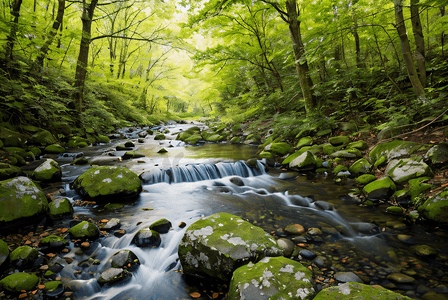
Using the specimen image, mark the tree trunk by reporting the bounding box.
[5,0,23,61]
[73,0,98,113]
[410,0,426,87]
[394,0,425,98]
[35,0,66,70]
[285,0,316,114]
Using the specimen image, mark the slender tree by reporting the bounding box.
[394,0,425,98]
[4,0,23,61]
[410,0,427,87]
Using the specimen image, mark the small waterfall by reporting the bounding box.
[139,160,265,184]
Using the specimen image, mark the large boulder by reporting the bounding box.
[385,158,432,184]
[178,212,282,282]
[228,256,316,300]
[419,188,448,223]
[0,176,49,229]
[30,129,57,146]
[369,140,422,164]
[0,128,27,147]
[32,158,62,182]
[313,282,411,299]
[73,166,142,201]
[266,142,292,156]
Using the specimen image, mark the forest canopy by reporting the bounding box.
[0,0,447,138]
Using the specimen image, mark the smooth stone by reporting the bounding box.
[300,249,317,260]
[387,273,416,284]
[103,218,121,230]
[277,238,295,257]
[285,224,305,235]
[110,250,140,269]
[97,268,131,285]
[334,271,364,283]
[412,244,438,257]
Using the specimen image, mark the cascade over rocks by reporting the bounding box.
[73,166,142,201]
[178,212,282,282]
[228,256,316,300]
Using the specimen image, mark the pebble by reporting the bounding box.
[277,238,295,257]
[334,272,364,283]
[285,224,305,235]
[387,273,416,284]
[300,249,317,260]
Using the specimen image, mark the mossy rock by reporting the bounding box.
[10,245,39,268]
[385,158,432,184]
[386,206,404,215]
[149,218,172,233]
[355,174,377,185]
[419,188,448,223]
[0,163,21,180]
[323,144,343,156]
[328,136,350,146]
[0,238,9,267]
[316,128,331,137]
[289,151,316,170]
[297,136,313,148]
[268,142,292,156]
[362,176,396,200]
[369,140,422,164]
[230,136,240,144]
[259,151,273,159]
[110,250,140,269]
[44,144,65,154]
[185,134,202,145]
[206,134,223,142]
[67,137,90,148]
[147,129,154,135]
[44,281,62,292]
[154,134,166,140]
[176,131,192,141]
[29,147,41,156]
[330,148,362,158]
[0,128,27,147]
[232,124,242,132]
[408,177,432,203]
[68,221,100,240]
[73,166,142,201]
[349,158,372,175]
[332,165,348,175]
[97,135,110,144]
[313,282,411,299]
[373,156,386,169]
[228,256,316,300]
[347,140,368,150]
[424,143,448,165]
[132,228,161,247]
[124,141,135,148]
[30,130,57,146]
[52,121,71,136]
[0,272,39,292]
[122,151,146,160]
[72,157,89,165]
[157,148,168,153]
[186,126,201,134]
[178,212,282,282]
[32,158,61,182]
[104,203,124,210]
[4,147,33,160]
[0,176,48,228]
[97,268,132,286]
[39,235,69,252]
[48,197,73,220]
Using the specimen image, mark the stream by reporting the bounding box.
[51,122,448,299]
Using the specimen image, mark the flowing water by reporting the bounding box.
[55,123,448,300]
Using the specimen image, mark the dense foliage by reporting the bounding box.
[0,0,447,138]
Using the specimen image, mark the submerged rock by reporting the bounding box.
[73,166,142,201]
[178,212,282,282]
[110,250,140,269]
[228,256,316,300]
[0,176,49,229]
[132,228,161,247]
[149,218,172,233]
[314,282,412,299]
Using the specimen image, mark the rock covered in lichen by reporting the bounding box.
[0,176,48,229]
[68,221,100,240]
[48,197,73,220]
[313,282,411,299]
[0,272,39,292]
[178,212,282,282]
[228,256,315,300]
[73,166,142,201]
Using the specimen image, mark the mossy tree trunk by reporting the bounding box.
[4,0,23,61]
[410,0,426,87]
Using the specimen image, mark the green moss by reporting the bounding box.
[0,163,21,180]
[373,155,386,169]
[269,142,292,156]
[297,136,313,148]
[369,140,421,164]
[230,136,240,144]
[10,246,39,266]
[362,177,396,199]
[154,134,166,140]
[68,221,100,240]
[44,144,65,154]
[313,282,411,299]
[349,158,372,175]
[185,135,202,145]
[0,273,39,292]
[259,151,273,159]
[328,136,350,146]
[347,140,368,150]
[44,281,62,291]
[0,177,48,223]
[355,174,377,185]
[73,166,141,200]
[97,135,110,143]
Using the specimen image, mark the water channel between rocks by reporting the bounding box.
[54,123,448,300]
